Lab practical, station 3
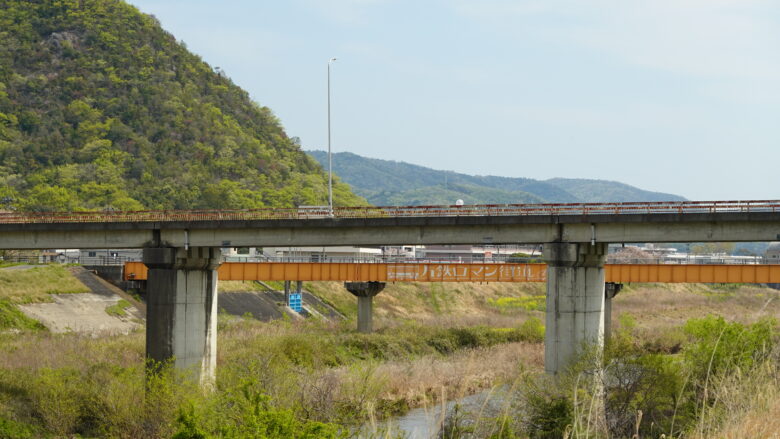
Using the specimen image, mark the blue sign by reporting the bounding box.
[288,292,303,313]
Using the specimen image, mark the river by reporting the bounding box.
[358,386,514,438]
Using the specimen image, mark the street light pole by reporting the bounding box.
[327,57,337,214]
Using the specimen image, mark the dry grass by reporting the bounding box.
[614,283,780,332]
[304,281,546,321]
[5,275,780,435]
[214,317,545,418]
[0,331,144,370]
[218,280,265,293]
[691,350,780,439]
[715,389,780,438]
[608,283,780,437]
[0,265,90,303]
[384,313,533,330]
[375,342,543,408]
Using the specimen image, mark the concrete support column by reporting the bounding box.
[543,242,607,374]
[143,247,223,386]
[604,282,623,342]
[344,281,386,333]
[284,280,291,304]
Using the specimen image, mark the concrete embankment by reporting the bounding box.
[17,266,144,335]
[219,282,344,322]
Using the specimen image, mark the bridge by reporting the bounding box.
[2,200,780,384]
[124,260,780,284]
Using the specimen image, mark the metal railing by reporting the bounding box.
[3,254,778,268]
[223,255,776,266]
[606,257,777,265]
[223,255,544,264]
[1,200,779,224]
[0,255,138,266]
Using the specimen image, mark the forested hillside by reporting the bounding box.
[308,150,686,205]
[545,178,686,203]
[0,0,363,212]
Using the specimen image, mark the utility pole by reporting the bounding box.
[327,57,337,214]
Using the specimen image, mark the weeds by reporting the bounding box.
[0,299,45,331]
[105,299,131,317]
[0,265,89,303]
[488,296,546,312]
[2,281,778,437]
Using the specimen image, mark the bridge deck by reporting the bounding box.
[123,262,780,284]
[3,200,779,223]
[3,201,780,249]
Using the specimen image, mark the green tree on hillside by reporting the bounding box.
[0,0,364,211]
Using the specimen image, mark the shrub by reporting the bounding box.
[0,417,38,439]
[173,383,344,438]
[0,299,45,331]
[683,315,776,382]
[517,317,544,343]
[487,296,546,312]
[602,335,686,437]
[521,378,573,439]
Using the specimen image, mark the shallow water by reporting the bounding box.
[361,387,511,438]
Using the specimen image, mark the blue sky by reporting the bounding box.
[129,0,779,200]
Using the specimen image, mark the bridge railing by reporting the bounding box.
[1,200,779,224]
[224,255,545,264]
[222,255,775,265]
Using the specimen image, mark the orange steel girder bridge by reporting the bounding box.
[124,261,780,284]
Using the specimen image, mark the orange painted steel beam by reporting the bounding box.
[123,262,780,284]
[124,261,147,280]
[605,264,780,284]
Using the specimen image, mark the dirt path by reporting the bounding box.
[0,264,38,271]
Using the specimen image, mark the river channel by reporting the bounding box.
[359,386,514,438]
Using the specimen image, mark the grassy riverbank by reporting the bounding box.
[0,265,90,304]
[422,283,780,439]
[1,275,780,437]
[0,316,543,438]
[0,265,91,333]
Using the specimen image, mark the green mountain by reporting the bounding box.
[545,178,686,203]
[308,151,686,205]
[0,0,363,212]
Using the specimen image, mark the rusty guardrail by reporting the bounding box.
[1,200,779,224]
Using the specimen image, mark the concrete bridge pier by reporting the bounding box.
[543,242,608,374]
[604,282,623,342]
[143,247,222,386]
[345,281,385,333]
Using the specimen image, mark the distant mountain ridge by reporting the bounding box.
[307,151,686,205]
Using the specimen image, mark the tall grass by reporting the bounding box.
[303,281,546,320]
[429,314,780,439]
[0,299,45,331]
[0,316,544,437]
[0,265,89,303]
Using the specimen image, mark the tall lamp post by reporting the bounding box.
[327,57,337,214]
